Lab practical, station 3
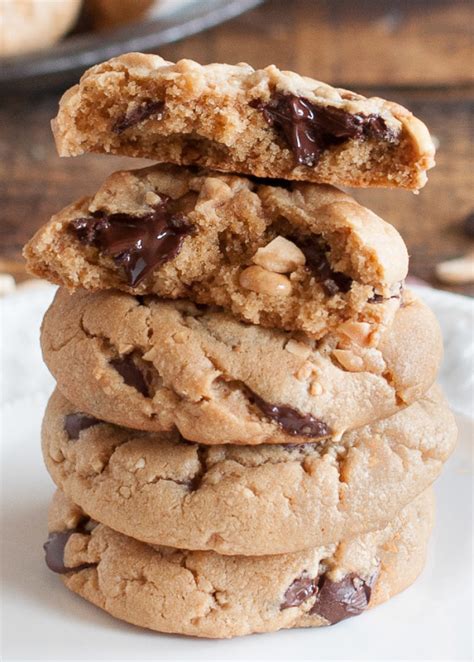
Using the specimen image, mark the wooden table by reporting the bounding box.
[1,0,473,294]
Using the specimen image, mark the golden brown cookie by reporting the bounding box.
[41,288,442,445]
[44,488,435,638]
[42,388,455,555]
[24,164,407,338]
[52,54,435,190]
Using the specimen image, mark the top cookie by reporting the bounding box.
[52,53,435,190]
[24,164,407,338]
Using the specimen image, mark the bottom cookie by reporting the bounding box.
[44,489,434,638]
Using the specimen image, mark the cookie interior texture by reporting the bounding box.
[42,387,455,555]
[25,164,408,339]
[40,288,442,444]
[52,54,435,190]
[45,488,434,638]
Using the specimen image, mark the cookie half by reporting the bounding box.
[52,54,435,191]
[42,388,455,555]
[24,164,407,339]
[41,289,442,444]
[44,488,434,638]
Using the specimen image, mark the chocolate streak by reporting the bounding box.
[44,525,96,575]
[64,413,100,440]
[297,239,352,296]
[251,93,397,166]
[247,388,331,438]
[70,201,194,287]
[110,356,150,397]
[112,100,165,134]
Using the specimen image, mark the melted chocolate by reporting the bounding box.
[70,202,194,287]
[310,573,375,624]
[251,93,397,166]
[64,413,100,440]
[247,388,331,438]
[112,100,165,134]
[44,524,96,574]
[298,239,352,296]
[110,356,150,397]
[281,575,319,609]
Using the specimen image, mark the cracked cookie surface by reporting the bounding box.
[52,53,435,191]
[24,164,407,339]
[45,488,434,638]
[42,388,454,555]
[41,288,442,445]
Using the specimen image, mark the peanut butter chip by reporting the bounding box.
[310,381,323,396]
[252,236,306,273]
[239,266,292,296]
[338,321,372,346]
[285,339,311,359]
[332,349,365,372]
[145,191,162,206]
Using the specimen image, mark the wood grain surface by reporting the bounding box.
[1,0,473,294]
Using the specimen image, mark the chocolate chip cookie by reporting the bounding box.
[43,387,454,555]
[24,164,407,339]
[41,288,442,445]
[45,488,434,638]
[52,54,435,190]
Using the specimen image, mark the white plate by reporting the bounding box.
[1,285,473,661]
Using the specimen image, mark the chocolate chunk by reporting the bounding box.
[461,212,474,238]
[110,355,150,397]
[70,201,194,287]
[298,239,352,296]
[251,93,397,166]
[310,573,375,624]
[64,413,100,440]
[247,388,331,438]
[44,527,96,575]
[281,575,318,609]
[112,100,165,134]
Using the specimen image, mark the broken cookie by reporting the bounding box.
[25,164,408,339]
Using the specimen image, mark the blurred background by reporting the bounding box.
[0,0,473,295]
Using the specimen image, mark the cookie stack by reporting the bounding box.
[25,55,457,639]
